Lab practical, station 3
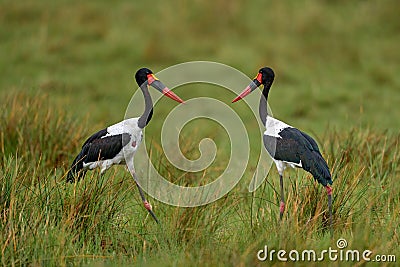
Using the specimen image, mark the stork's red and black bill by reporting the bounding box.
[232,72,263,103]
[147,74,184,103]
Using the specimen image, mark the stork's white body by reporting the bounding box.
[82,118,143,174]
[233,66,332,226]
[264,116,292,138]
[67,67,185,224]
[263,116,303,175]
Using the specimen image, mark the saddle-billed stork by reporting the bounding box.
[232,67,332,229]
[67,68,184,223]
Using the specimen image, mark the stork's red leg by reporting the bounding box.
[279,174,285,220]
[326,185,332,235]
[131,171,159,224]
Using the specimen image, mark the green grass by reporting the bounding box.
[1,93,399,266]
[1,0,400,266]
[1,0,400,132]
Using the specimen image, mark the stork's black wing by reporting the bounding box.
[263,127,332,186]
[67,128,130,182]
[298,130,321,153]
[85,133,131,163]
[82,128,108,148]
[67,128,108,182]
[263,132,302,165]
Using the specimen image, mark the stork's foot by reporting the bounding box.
[326,185,332,196]
[143,201,152,211]
[143,201,159,224]
[279,201,285,220]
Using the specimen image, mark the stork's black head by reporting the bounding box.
[258,67,275,86]
[134,67,184,103]
[232,67,275,103]
[135,68,153,86]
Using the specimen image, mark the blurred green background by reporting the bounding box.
[1,1,400,266]
[1,0,399,133]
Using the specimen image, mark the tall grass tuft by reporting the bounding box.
[1,92,399,266]
[0,92,87,170]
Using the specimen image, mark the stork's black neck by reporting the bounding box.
[137,84,153,129]
[259,83,271,126]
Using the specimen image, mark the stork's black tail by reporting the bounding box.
[67,146,88,183]
[301,151,332,187]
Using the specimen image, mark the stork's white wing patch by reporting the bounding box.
[263,116,292,138]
